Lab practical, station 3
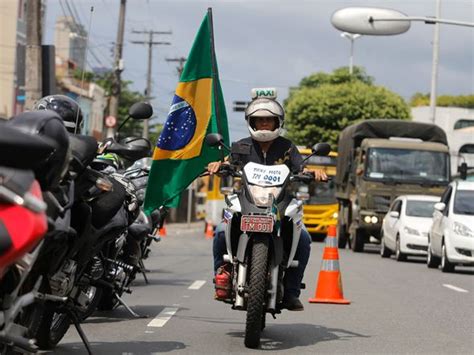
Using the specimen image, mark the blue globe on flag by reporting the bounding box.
[157,95,197,150]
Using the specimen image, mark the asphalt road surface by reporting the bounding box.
[54,222,473,354]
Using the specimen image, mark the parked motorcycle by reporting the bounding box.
[205,133,330,348]
[0,113,76,353]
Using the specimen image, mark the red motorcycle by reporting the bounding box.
[0,124,51,353]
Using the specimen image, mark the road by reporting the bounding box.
[54,222,473,354]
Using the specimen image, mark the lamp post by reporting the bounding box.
[340,32,361,75]
[331,5,474,124]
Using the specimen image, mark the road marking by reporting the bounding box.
[443,284,468,293]
[147,307,178,327]
[188,280,206,290]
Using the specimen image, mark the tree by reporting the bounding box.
[284,67,410,148]
[73,69,163,141]
[410,93,474,108]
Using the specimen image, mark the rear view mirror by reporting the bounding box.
[129,102,153,120]
[389,211,400,218]
[312,143,331,156]
[205,133,224,147]
[434,202,446,212]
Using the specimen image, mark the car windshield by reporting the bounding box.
[365,148,449,184]
[453,190,474,215]
[405,200,437,217]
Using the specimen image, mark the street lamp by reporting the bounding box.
[340,32,361,75]
[331,5,474,124]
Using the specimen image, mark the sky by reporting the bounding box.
[44,0,474,141]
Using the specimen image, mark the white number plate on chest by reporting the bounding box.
[240,215,274,233]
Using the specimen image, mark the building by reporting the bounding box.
[411,106,474,175]
[0,0,27,118]
[54,16,87,71]
[54,16,105,139]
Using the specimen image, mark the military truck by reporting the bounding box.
[335,120,450,252]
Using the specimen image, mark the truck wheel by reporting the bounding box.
[350,229,364,252]
[337,222,348,249]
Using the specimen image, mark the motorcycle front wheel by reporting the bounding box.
[244,235,269,349]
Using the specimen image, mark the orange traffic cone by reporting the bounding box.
[309,224,350,304]
[159,222,167,237]
[205,222,214,239]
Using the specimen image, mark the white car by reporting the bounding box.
[428,180,474,272]
[380,195,440,261]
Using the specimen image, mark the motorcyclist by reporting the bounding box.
[33,94,84,134]
[207,95,327,311]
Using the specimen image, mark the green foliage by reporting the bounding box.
[92,71,148,139]
[285,67,410,148]
[299,66,373,88]
[409,93,474,108]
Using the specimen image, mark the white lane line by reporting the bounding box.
[188,280,206,290]
[443,284,469,293]
[147,307,178,327]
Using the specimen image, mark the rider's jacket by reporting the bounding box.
[230,136,303,172]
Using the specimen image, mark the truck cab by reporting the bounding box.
[336,120,450,252]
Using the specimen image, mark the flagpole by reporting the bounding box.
[207,8,223,138]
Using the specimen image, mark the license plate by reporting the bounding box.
[240,215,274,233]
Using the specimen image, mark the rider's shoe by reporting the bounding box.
[280,296,304,311]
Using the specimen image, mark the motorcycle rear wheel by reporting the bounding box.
[244,236,269,349]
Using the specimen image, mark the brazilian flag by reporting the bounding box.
[144,10,230,213]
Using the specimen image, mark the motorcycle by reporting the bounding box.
[0,115,74,353]
[205,133,330,349]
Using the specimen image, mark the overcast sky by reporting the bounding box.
[44,0,474,141]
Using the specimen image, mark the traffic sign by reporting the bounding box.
[105,115,117,128]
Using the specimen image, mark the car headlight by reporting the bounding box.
[403,226,420,236]
[453,222,474,238]
[247,185,282,207]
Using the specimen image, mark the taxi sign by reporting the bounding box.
[251,88,277,100]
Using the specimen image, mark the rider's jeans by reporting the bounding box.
[212,222,311,298]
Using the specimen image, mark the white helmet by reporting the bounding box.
[245,98,284,142]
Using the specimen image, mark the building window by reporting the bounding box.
[454,119,474,130]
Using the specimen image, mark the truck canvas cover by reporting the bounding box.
[335,119,448,194]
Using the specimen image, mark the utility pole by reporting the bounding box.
[25,0,42,109]
[166,57,187,77]
[131,30,171,139]
[108,0,127,138]
[429,0,441,124]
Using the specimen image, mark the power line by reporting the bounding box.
[131,29,172,139]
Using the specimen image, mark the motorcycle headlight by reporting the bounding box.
[453,222,474,237]
[404,226,420,236]
[248,185,282,207]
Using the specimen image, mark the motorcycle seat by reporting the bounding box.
[69,134,98,175]
[128,223,150,241]
[0,121,56,170]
